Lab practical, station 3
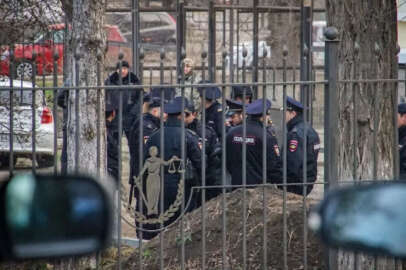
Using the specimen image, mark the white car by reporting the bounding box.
[0,77,54,167]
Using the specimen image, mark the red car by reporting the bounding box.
[0,24,127,78]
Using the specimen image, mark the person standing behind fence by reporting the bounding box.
[184,102,221,201]
[105,61,142,145]
[283,96,320,196]
[397,103,406,179]
[198,84,223,139]
[226,99,282,188]
[136,97,202,240]
[106,96,119,181]
[176,58,201,111]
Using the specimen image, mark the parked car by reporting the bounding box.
[0,24,127,79]
[0,77,54,167]
[105,11,177,51]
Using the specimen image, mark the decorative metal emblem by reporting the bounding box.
[133,146,185,224]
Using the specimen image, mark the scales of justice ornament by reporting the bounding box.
[133,146,185,224]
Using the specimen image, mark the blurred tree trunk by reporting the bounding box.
[57,0,107,268]
[326,1,398,269]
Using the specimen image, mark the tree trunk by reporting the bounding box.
[326,1,398,269]
[57,0,107,269]
[66,0,107,176]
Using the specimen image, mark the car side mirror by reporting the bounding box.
[0,174,112,260]
[309,182,406,258]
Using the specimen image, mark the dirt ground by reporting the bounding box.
[102,188,326,270]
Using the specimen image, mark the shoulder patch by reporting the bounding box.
[143,136,150,144]
[288,139,298,152]
[273,144,280,156]
[218,108,222,112]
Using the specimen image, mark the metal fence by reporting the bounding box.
[0,1,404,270]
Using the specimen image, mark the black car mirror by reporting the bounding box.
[308,182,406,258]
[0,174,112,260]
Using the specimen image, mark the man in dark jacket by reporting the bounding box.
[398,103,406,179]
[129,97,165,183]
[184,102,221,201]
[283,96,320,196]
[105,60,142,138]
[135,97,202,240]
[198,84,223,139]
[226,99,282,188]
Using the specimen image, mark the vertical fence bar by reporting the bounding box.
[208,0,216,82]
[324,27,339,270]
[180,48,186,270]
[95,53,102,270]
[282,45,288,270]
[241,81,247,270]
[352,43,359,182]
[74,53,80,175]
[117,55,124,270]
[53,51,59,174]
[242,46,247,83]
[221,49,228,270]
[261,45,268,269]
[201,77,207,270]
[9,49,14,176]
[31,52,37,173]
[271,65,276,101]
[302,47,309,270]
[159,49,165,270]
[132,0,140,76]
[252,0,259,99]
[229,5,235,83]
[176,1,185,79]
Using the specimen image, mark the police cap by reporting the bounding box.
[164,96,189,114]
[197,80,221,100]
[150,86,175,102]
[226,99,244,112]
[148,97,162,109]
[246,98,271,115]
[286,96,304,112]
[399,103,406,114]
[232,85,253,98]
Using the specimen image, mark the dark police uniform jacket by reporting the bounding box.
[129,113,161,183]
[137,117,202,239]
[205,101,223,139]
[399,126,406,179]
[284,115,320,196]
[226,118,282,187]
[187,118,221,200]
[107,119,119,181]
[105,71,142,134]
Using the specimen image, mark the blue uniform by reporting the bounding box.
[284,115,320,195]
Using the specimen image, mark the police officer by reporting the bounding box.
[398,103,406,179]
[184,102,221,201]
[198,83,223,139]
[226,99,282,188]
[106,97,119,181]
[137,97,202,239]
[231,85,253,104]
[283,96,320,196]
[128,86,175,186]
[225,99,244,128]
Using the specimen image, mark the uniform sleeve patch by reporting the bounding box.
[143,136,150,144]
[314,144,321,151]
[273,145,280,156]
[289,139,298,152]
